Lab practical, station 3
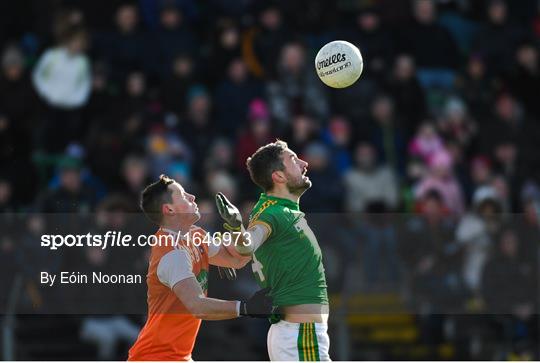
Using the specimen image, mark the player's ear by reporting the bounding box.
[271,170,287,185]
[162,203,174,216]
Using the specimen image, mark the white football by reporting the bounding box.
[315,40,363,88]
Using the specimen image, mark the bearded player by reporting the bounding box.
[128,175,273,361]
[215,141,330,361]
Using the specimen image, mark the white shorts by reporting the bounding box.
[267,320,331,361]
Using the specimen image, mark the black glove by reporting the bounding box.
[215,192,243,231]
[239,288,274,318]
[217,266,237,280]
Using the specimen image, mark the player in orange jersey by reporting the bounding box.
[128,175,273,361]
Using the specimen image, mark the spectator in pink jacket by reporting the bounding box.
[408,122,445,164]
[415,148,465,216]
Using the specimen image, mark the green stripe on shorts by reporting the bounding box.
[297,323,305,360]
[297,323,320,361]
[312,323,320,361]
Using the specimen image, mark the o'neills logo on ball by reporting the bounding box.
[317,53,347,70]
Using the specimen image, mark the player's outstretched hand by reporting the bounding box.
[217,266,237,280]
[215,192,243,231]
[240,288,274,318]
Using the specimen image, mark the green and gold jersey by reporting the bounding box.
[248,193,328,307]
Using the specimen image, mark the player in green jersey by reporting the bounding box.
[215,140,330,361]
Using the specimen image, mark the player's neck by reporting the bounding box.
[266,189,300,204]
[160,219,193,235]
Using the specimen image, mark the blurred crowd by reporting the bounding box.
[1,0,540,360]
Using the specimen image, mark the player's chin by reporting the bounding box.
[298,179,312,192]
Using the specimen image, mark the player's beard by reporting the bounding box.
[285,172,312,196]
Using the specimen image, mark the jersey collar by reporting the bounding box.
[260,193,299,210]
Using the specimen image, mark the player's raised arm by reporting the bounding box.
[207,235,251,272]
[215,192,270,256]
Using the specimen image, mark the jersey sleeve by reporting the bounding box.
[157,249,195,289]
[249,207,280,238]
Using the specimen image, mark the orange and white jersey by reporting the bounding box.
[128,226,211,361]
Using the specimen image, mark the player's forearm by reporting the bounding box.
[188,296,239,320]
[175,278,274,319]
[222,243,251,267]
[234,232,255,256]
[173,278,240,320]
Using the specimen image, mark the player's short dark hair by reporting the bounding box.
[140,174,174,225]
[246,140,288,192]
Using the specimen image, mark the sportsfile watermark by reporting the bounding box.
[40,230,252,250]
[2,212,539,315]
